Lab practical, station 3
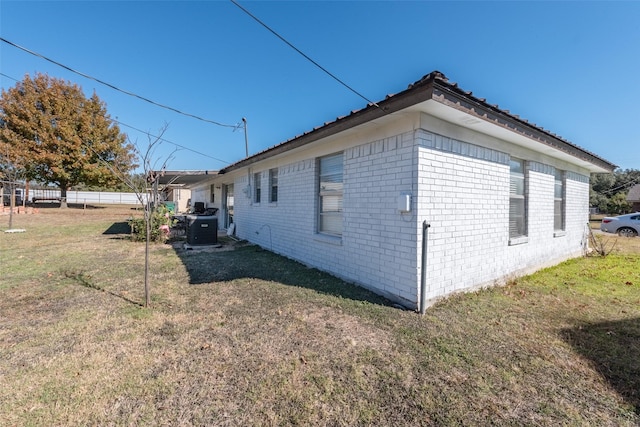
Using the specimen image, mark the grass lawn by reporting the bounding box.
[1,206,639,426]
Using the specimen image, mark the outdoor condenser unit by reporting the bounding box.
[186,215,218,245]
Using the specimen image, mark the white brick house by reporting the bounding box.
[203,71,615,310]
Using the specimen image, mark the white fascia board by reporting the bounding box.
[411,100,610,174]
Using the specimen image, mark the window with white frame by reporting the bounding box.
[554,169,565,231]
[254,172,261,203]
[509,158,527,239]
[318,153,343,236]
[269,168,278,203]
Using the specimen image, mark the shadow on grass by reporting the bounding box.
[62,269,144,307]
[31,202,106,209]
[173,243,394,307]
[103,221,132,235]
[562,318,640,414]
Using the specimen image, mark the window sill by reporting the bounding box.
[553,230,566,238]
[269,202,278,207]
[313,233,343,246]
[508,236,529,246]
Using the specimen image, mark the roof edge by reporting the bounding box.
[430,79,616,172]
[221,71,616,174]
[220,71,444,174]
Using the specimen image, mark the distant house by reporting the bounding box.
[197,71,616,310]
[628,184,640,212]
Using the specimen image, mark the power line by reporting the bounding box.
[113,119,231,165]
[0,37,241,128]
[0,72,19,83]
[600,175,640,195]
[230,0,383,110]
[1,71,232,166]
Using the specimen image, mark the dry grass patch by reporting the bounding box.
[1,206,639,425]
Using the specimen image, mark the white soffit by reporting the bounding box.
[411,100,608,173]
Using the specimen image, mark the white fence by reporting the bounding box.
[30,189,146,205]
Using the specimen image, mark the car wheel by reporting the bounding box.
[617,227,638,237]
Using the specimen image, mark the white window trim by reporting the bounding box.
[554,170,566,233]
[317,152,344,237]
[254,172,261,204]
[269,168,278,204]
[508,158,528,243]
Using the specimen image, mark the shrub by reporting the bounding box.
[128,204,175,243]
[587,227,617,257]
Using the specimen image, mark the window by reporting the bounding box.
[318,153,343,236]
[554,169,565,231]
[269,168,278,203]
[254,172,261,203]
[509,159,527,239]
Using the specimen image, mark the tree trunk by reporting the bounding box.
[144,205,151,307]
[60,186,68,208]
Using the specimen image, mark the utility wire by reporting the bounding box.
[230,0,383,110]
[0,72,18,83]
[599,175,640,195]
[114,119,231,165]
[1,71,232,165]
[0,37,240,128]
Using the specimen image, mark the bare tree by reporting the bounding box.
[0,145,26,230]
[88,124,173,307]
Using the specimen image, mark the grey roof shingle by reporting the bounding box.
[627,184,640,202]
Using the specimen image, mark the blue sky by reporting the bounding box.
[1,1,639,172]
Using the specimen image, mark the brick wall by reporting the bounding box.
[232,131,420,305]
[417,130,590,306]
[229,125,592,309]
[343,132,418,303]
[417,131,509,301]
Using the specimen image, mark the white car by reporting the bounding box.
[600,213,640,237]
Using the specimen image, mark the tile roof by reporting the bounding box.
[220,71,616,173]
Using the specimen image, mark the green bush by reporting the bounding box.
[128,205,175,243]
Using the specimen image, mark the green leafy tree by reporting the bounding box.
[613,169,640,192]
[590,173,615,194]
[606,192,632,215]
[590,169,640,214]
[0,73,135,207]
[589,191,609,214]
